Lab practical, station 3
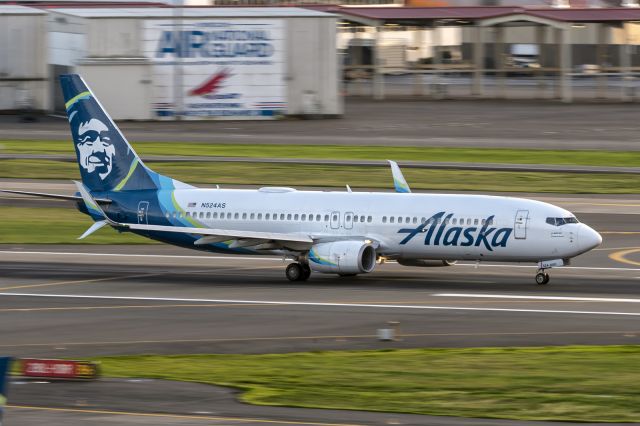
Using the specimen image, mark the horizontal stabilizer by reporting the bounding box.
[74,181,117,224]
[78,220,108,239]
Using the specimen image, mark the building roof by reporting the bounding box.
[0,4,47,14]
[49,6,335,18]
[334,5,640,24]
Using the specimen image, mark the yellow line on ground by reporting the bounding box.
[0,273,160,291]
[593,246,640,251]
[609,248,640,267]
[0,330,637,349]
[0,303,272,313]
[600,232,640,235]
[6,405,361,426]
[562,202,640,207]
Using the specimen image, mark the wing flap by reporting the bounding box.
[124,222,313,244]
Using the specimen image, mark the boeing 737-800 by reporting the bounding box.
[2,75,602,285]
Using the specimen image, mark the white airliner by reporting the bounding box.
[2,75,602,285]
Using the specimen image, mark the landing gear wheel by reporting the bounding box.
[301,264,311,281]
[535,272,550,285]
[286,263,303,282]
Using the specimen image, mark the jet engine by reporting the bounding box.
[397,259,457,267]
[308,241,376,275]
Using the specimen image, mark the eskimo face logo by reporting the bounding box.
[76,118,115,180]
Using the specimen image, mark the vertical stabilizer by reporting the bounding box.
[61,74,160,192]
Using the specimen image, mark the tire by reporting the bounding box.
[286,263,303,282]
[535,272,549,285]
[301,265,311,281]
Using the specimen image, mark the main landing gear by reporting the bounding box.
[286,262,311,282]
[535,269,550,285]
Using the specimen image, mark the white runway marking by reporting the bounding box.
[3,250,640,272]
[435,293,640,303]
[1,292,640,317]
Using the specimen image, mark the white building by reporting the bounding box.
[0,5,48,112]
[45,6,341,119]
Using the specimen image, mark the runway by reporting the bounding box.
[2,236,640,359]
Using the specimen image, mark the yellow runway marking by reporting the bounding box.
[0,330,637,349]
[0,273,160,291]
[600,232,640,235]
[561,202,640,207]
[6,405,360,426]
[609,248,640,267]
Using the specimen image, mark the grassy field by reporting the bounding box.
[1,158,639,194]
[0,207,153,244]
[96,346,640,422]
[3,140,640,167]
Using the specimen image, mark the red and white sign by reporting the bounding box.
[21,359,99,379]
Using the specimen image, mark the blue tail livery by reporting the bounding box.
[0,356,11,425]
[61,74,169,193]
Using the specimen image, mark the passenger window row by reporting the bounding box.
[381,216,494,226]
[165,211,373,223]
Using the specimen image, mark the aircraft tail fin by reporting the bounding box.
[61,74,191,193]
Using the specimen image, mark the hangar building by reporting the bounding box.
[5,5,340,119]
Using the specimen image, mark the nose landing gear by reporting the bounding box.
[535,270,550,285]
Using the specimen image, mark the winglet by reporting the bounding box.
[388,160,411,193]
[74,181,117,225]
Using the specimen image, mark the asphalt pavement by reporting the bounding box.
[3,99,640,149]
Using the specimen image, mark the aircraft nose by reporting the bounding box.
[579,224,602,252]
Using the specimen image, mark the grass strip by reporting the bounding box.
[95,346,640,422]
[1,159,640,193]
[3,140,640,167]
[0,207,153,244]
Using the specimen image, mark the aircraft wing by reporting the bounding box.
[73,181,313,247]
[122,222,313,244]
[0,189,111,204]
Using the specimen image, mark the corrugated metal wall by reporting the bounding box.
[0,11,49,111]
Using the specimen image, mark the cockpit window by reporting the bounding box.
[546,217,579,226]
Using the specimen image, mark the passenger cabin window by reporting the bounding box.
[390,217,395,224]
[367,216,372,223]
[397,217,402,224]
[206,212,211,219]
[287,214,292,220]
[316,214,321,221]
[382,216,387,223]
[294,214,299,221]
[324,215,329,221]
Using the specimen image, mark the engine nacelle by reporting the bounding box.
[308,241,376,275]
[397,259,457,267]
